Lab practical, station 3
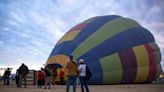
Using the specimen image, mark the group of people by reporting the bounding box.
[3,55,92,92]
[37,55,92,92]
[66,55,92,92]
[16,63,29,88]
[37,66,66,89]
[37,67,53,89]
[3,63,29,88]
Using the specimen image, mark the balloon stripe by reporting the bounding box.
[85,60,103,84]
[148,43,161,79]
[72,17,140,59]
[144,44,156,82]
[49,16,119,57]
[46,54,68,67]
[100,53,122,84]
[69,23,87,32]
[57,29,81,44]
[119,49,137,83]
[133,45,149,83]
[79,27,154,61]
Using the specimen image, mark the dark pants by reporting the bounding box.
[79,76,89,92]
[60,77,64,84]
[4,76,9,85]
[18,75,27,88]
[38,79,45,88]
[16,76,19,87]
[38,79,42,88]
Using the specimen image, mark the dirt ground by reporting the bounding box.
[0,83,164,92]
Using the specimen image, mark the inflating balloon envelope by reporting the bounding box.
[46,15,161,84]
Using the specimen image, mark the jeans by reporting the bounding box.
[79,76,89,92]
[4,76,9,85]
[66,75,77,92]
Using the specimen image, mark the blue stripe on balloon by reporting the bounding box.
[83,59,103,84]
[49,15,121,57]
[79,26,154,61]
[78,27,154,83]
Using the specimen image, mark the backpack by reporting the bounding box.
[44,68,52,76]
[85,66,92,80]
[19,65,29,75]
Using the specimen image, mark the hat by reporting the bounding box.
[79,59,85,64]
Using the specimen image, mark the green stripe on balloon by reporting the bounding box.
[72,17,140,59]
[100,53,122,84]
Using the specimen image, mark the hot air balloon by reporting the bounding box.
[46,15,161,84]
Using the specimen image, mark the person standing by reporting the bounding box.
[18,63,29,88]
[37,69,46,88]
[44,67,52,89]
[15,70,20,87]
[59,68,65,84]
[3,67,11,85]
[66,55,79,92]
[78,59,90,92]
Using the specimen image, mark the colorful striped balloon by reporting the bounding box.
[46,15,161,84]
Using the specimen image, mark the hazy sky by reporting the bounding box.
[0,0,164,74]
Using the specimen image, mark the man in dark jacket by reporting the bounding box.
[3,67,11,85]
[18,63,29,88]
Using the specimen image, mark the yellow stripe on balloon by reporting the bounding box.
[57,30,81,45]
[133,45,149,83]
[46,54,69,69]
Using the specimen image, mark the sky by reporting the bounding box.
[0,0,164,74]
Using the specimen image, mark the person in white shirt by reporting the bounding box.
[78,59,90,92]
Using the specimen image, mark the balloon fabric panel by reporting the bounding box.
[145,44,156,82]
[49,16,119,58]
[133,45,149,83]
[100,53,122,84]
[72,17,140,59]
[119,49,137,83]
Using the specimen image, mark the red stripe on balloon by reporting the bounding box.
[69,23,87,32]
[119,48,137,83]
[144,44,156,82]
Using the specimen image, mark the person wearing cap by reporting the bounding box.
[66,55,79,92]
[78,59,90,92]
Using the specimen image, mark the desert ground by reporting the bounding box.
[0,83,164,92]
